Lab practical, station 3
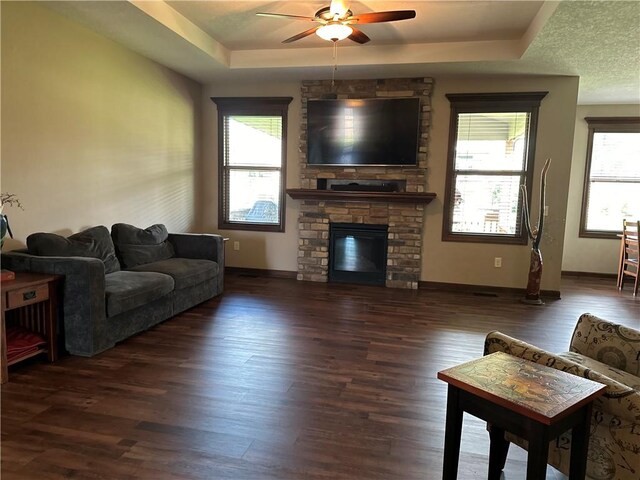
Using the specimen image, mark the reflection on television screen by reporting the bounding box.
[307,98,420,166]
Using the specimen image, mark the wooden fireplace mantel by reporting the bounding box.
[286,189,436,204]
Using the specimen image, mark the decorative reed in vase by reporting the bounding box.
[520,158,551,305]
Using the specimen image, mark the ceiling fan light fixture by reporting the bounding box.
[316,22,353,41]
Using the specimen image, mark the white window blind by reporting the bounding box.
[450,112,531,236]
[222,115,283,226]
[583,129,640,233]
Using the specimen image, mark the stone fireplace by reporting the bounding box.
[289,78,434,289]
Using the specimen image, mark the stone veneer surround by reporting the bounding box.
[296,78,433,289]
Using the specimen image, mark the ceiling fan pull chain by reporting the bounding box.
[331,40,338,87]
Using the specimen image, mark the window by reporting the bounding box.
[443,92,547,244]
[212,97,292,232]
[580,117,640,238]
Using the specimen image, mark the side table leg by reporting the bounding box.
[488,425,510,480]
[45,281,59,362]
[569,404,593,480]
[1,305,7,384]
[442,385,463,480]
[526,423,550,480]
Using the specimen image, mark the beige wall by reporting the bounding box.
[1,2,202,249]
[200,82,301,271]
[562,104,640,274]
[424,75,579,292]
[202,75,579,291]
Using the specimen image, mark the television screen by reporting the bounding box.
[307,98,420,166]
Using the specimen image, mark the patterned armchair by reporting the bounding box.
[484,313,640,480]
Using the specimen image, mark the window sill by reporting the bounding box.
[442,232,528,245]
[578,230,621,240]
[218,222,284,233]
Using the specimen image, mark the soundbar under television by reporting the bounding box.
[307,97,420,166]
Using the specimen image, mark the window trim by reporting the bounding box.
[211,97,293,232]
[579,117,640,239]
[442,92,548,245]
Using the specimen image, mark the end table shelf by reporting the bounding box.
[6,325,48,365]
[7,346,47,366]
[1,272,62,383]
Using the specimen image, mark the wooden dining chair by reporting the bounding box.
[618,219,639,296]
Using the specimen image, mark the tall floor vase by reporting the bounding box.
[520,158,551,306]
[523,248,544,305]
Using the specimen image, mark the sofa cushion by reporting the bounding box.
[560,351,640,392]
[129,258,219,290]
[27,226,120,274]
[105,271,174,317]
[111,223,174,269]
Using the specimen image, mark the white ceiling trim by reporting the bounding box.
[230,39,523,69]
[518,0,560,54]
[128,0,230,67]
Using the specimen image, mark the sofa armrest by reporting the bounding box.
[485,331,640,423]
[2,251,109,356]
[168,233,225,294]
[569,313,640,377]
[168,233,224,264]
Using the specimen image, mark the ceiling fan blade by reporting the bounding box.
[282,26,320,44]
[256,12,316,21]
[330,0,350,18]
[348,27,370,44]
[348,10,416,24]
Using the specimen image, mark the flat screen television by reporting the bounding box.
[307,97,420,166]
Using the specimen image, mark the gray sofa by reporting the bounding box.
[3,224,224,357]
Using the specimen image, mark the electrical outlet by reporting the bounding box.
[233,241,240,251]
[494,257,502,268]
[544,205,549,217]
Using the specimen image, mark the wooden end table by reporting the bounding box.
[438,352,606,480]
[1,272,62,383]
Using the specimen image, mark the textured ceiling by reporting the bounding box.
[521,0,640,104]
[43,1,640,104]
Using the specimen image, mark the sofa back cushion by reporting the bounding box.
[27,226,120,273]
[570,313,640,377]
[111,223,174,269]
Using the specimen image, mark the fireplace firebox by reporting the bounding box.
[329,223,388,285]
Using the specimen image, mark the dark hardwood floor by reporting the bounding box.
[2,274,638,480]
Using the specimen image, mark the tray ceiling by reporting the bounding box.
[44,1,640,104]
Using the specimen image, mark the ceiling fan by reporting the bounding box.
[256,0,416,44]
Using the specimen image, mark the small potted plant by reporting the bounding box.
[1,192,23,249]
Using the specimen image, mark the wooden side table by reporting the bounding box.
[438,352,606,480]
[1,272,62,383]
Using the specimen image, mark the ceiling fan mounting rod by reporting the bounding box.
[316,6,352,22]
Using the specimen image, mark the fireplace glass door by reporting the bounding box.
[329,223,388,285]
